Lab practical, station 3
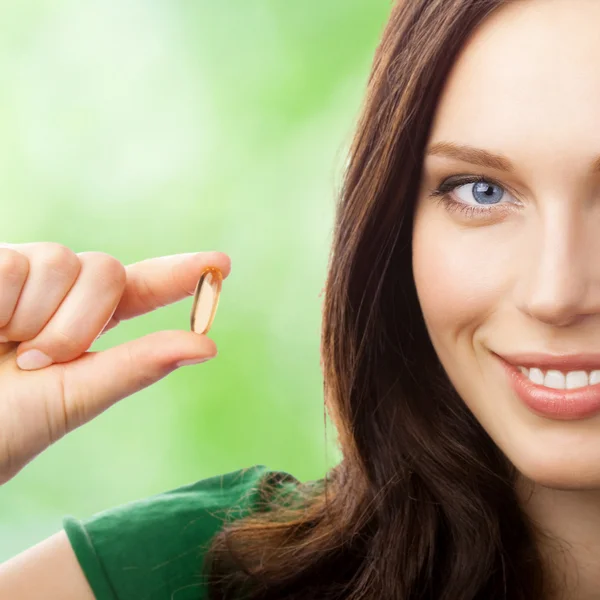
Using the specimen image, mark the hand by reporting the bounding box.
[0,243,230,485]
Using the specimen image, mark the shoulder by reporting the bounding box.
[63,464,302,600]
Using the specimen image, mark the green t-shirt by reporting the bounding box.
[63,464,300,600]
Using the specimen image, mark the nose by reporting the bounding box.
[515,207,600,327]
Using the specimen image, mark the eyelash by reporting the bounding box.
[429,175,512,218]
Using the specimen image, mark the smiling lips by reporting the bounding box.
[495,352,600,420]
[517,366,600,390]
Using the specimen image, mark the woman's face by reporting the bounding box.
[413,0,600,490]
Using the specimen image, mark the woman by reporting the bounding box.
[0,0,597,597]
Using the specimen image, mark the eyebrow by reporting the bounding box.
[426,141,600,174]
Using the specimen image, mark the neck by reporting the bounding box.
[516,476,600,600]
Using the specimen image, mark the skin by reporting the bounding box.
[0,247,230,596]
[413,0,600,596]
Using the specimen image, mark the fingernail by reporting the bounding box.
[176,356,213,368]
[17,349,53,371]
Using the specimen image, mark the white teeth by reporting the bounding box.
[528,368,545,385]
[566,371,588,389]
[544,370,565,389]
[518,366,600,389]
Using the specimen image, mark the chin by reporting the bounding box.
[508,441,600,491]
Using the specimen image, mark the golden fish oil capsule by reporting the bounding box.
[190,267,222,334]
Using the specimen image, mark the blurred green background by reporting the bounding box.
[0,0,391,560]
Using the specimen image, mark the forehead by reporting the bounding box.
[428,0,600,164]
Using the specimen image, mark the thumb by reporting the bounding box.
[57,330,217,432]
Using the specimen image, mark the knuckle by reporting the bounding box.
[136,367,156,390]
[79,252,126,289]
[0,249,29,282]
[135,273,166,310]
[54,364,77,435]
[49,329,87,357]
[124,343,157,388]
[0,431,15,484]
[38,243,79,276]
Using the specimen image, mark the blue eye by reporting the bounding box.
[456,181,504,205]
[429,175,519,219]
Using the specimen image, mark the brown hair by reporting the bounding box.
[204,1,550,598]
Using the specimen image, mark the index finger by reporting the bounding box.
[108,251,231,323]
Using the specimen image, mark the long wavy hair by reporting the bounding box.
[204,1,551,598]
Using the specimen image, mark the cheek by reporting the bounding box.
[411,208,600,488]
[411,209,511,345]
